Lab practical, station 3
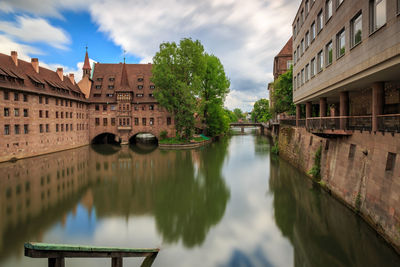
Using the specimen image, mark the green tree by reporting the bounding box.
[251,98,271,122]
[233,108,244,120]
[152,38,206,140]
[224,108,238,123]
[200,54,230,136]
[271,67,295,116]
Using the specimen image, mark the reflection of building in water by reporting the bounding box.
[269,157,400,266]
[0,146,90,256]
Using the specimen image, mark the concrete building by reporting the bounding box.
[292,0,400,132]
[0,50,175,162]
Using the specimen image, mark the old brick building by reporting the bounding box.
[0,50,175,162]
[0,51,89,163]
[87,58,175,144]
[268,38,293,113]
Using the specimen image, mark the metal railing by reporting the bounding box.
[377,114,400,133]
[280,114,399,133]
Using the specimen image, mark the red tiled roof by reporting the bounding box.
[276,38,293,57]
[0,53,86,101]
[89,62,156,103]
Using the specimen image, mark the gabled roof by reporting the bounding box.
[276,38,293,57]
[0,52,86,101]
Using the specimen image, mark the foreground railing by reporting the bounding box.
[377,114,400,133]
[25,242,159,267]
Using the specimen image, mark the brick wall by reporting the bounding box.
[0,88,90,162]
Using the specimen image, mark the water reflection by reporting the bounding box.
[0,133,399,267]
[269,155,400,267]
[0,139,230,265]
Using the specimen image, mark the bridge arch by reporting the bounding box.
[129,132,158,145]
[91,132,120,145]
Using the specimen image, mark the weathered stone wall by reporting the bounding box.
[279,126,400,252]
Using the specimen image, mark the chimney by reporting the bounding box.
[57,68,63,81]
[68,73,75,85]
[11,51,18,66]
[31,58,39,73]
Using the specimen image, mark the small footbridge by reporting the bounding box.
[229,122,269,134]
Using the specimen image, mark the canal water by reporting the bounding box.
[1,128,399,267]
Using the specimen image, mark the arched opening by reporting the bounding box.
[91,132,120,145]
[129,133,158,152]
[129,133,158,145]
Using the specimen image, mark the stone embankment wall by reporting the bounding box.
[278,126,400,252]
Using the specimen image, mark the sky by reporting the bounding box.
[0,0,298,112]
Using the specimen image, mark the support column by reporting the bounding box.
[319,97,327,117]
[372,82,384,132]
[306,102,312,128]
[339,91,349,130]
[296,104,301,127]
[319,97,327,129]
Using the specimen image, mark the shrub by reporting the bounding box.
[160,130,168,140]
[308,145,322,181]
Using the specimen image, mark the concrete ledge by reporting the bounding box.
[159,139,212,149]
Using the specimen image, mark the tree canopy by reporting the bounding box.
[271,67,295,116]
[251,98,271,122]
[152,38,230,139]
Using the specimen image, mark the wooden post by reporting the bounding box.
[112,257,123,267]
[48,258,65,267]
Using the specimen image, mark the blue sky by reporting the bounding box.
[0,0,298,111]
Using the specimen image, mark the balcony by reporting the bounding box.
[280,114,400,135]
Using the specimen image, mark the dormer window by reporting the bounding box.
[109,77,115,81]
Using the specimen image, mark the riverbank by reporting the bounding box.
[276,126,400,253]
[158,135,211,149]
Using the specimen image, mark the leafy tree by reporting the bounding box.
[251,98,271,122]
[233,108,244,120]
[200,54,230,136]
[271,67,296,116]
[224,108,238,123]
[152,38,206,140]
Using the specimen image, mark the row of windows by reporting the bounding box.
[294,0,390,66]
[294,0,392,90]
[3,123,87,135]
[96,77,150,84]
[94,104,156,112]
[94,117,172,126]
[93,93,153,98]
[2,107,87,119]
[94,85,155,90]
[3,91,86,109]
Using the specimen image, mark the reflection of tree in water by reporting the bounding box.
[269,157,400,267]
[253,135,271,155]
[153,138,230,247]
[90,139,230,248]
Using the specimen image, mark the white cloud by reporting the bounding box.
[0,0,297,111]
[0,34,43,60]
[0,16,70,50]
[88,0,297,111]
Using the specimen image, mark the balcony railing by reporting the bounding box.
[377,114,400,133]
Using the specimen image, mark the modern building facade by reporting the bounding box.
[292,0,400,132]
[0,51,175,162]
